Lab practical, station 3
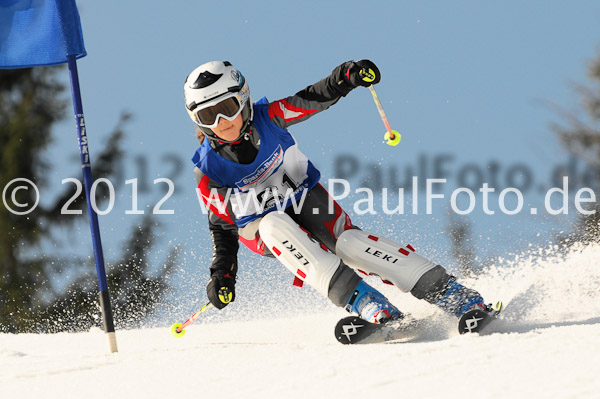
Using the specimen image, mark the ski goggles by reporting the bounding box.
[192,93,244,129]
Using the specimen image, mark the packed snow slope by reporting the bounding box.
[2,244,600,399]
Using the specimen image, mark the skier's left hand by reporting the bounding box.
[345,59,381,87]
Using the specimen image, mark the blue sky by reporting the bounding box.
[41,1,600,283]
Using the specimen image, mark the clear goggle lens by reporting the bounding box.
[194,96,243,128]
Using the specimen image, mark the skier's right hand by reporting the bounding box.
[206,271,236,309]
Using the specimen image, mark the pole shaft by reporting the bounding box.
[177,303,212,332]
[67,55,117,353]
[368,85,395,137]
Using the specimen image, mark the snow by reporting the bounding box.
[2,244,600,399]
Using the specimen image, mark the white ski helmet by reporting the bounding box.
[184,61,253,142]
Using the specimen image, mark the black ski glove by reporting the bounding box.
[206,271,236,309]
[344,59,381,88]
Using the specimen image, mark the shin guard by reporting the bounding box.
[259,212,341,297]
[335,230,436,292]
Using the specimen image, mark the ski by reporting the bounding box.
[335,301,503,345]
[334,315,422,345]
[457,301,503,334]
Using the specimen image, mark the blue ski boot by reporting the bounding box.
[434,278,486,317]
[345,280,403,324]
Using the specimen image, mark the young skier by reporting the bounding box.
[186,59,493,328]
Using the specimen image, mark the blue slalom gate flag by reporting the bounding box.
[0,0,86,68]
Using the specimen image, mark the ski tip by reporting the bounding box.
[334,316,369,345]
[458,300,503,335]
[493,301,503,313]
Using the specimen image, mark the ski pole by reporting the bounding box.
[360,68,401,146]
[170,302,213,338]
[170,286,232,338]
[368,85,401,146]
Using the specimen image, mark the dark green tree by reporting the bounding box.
[552,51,600,244]
[447,214,476,277]
[39,214,177,332]
[0,67,67,331]
[0,67,175,332]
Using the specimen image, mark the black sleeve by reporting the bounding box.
[267,61,357,129]
[209,223,239,277]
[194,166,239,277]
[295,61,357,101]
